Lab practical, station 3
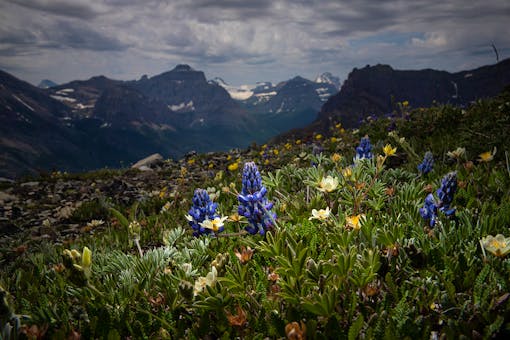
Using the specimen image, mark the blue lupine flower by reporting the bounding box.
[419,172,457,227]
[186,188,220,236]
[436,171,457,216]
[419,193,438,227]
[238,162,276,235]
[417,151,434,175]
[355,136,373,160]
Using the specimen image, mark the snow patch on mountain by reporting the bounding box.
[169,101,195,112]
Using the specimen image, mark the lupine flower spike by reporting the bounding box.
[419,172,457,227]
[355,136,373,160]
[417,151,434,175]
[436,171,457,216]
[186,189,223,236]
[238,162,276,235]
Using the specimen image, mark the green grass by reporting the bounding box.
[1,90,510,339]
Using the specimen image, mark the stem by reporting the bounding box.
[217,231,248,237]
[134,238,143,257]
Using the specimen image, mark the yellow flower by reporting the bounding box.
[284,143,292,150]
[315,134,323,140]
[273,149,279,156]
[331,153,342,163]
[228,162,239,171]
[330,137,338,143]
[309,207,331,221]
[318,175,339,192]
[402,100,409,107]
[335,123,342,129]
[264,159,270,165]
[478,147,496,163]
[295,139,302,145]
[261,144,267,149]
[346,214,365,230]
[383,144,397,157]
[342,167,353,179]
[187,158,195,165]
[199,216,228,232]
[208,162,214,169]
[481,234,510,257]
[227,154,232,161]
[82,247,92,268]
[228,213,243,222]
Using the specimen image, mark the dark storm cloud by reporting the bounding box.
[0,0,509,85]
[10,0,103,19]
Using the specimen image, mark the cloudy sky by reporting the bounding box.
[1,0,509,86]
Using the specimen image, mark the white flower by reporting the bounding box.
[160,202,171,213]
[193,266,218,296]
[309,207,331,221]
[199,216,228,232]
[318,175,339,192]
[447,147,466,160]
[87,219,104,228]
[185,214,194,222]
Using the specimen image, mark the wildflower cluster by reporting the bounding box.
[419,172,458,227]
[186,189,223,236]
[238,162,277,235]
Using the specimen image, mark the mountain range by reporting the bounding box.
[2,59,509,178]
[276,58,510,141]
[0,66,340,178]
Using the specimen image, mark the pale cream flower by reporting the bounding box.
[309,207,331,221]
[318,175,339,192]
[193,266,218,296]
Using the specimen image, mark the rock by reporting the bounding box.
[21,181,39,187]
[131,153,164,170]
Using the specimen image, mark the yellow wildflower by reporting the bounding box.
[481,234,510,257]
[335,123,342,129]
[346,214,365,230]
[227,154,232,161]
[187,158,195,165]
[264,159,270,165]
[295,139,302,145]
[228,162,239,171]
[330,137,338,143]
[284,143,292,150]
[331,153,342,163]
[262,144,267,149]
[273,149,279,156]
[342,167,353,179]
[402,100,409,107]
[478,147,496,163]
[315,134,323,140]
[81,246,92,268]
[383,144,397,157]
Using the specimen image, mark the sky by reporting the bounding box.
[1,0,509,87]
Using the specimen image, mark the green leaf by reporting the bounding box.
[348,315,364,340]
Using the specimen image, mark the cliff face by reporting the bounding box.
[318,58,510,129]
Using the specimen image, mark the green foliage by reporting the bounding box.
[2,93,510,338]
